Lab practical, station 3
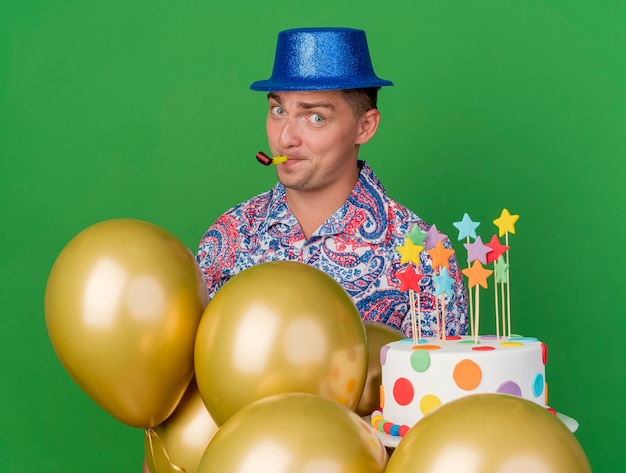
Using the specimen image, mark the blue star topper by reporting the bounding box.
[433,267,454,296]
[453,213,480,241]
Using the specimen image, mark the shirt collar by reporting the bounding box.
[326,161,389,243]
[262,183,297,233]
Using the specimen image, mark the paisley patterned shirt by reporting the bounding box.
[197,161,468,337]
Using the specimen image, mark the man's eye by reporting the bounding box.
[271,106,285,116]
[309,114,325,124]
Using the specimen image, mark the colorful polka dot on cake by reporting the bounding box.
[453,359,482,390]
[393,377,414,405]
[532,373,544,397]
[497,380,522,397]
[420,394,442,415]
[410,349,431,372]
[380,344,392,365]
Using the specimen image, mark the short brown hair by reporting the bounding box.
[339,87,380,117]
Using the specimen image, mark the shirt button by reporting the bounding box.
[292,247,301,256]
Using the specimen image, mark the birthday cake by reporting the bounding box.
[372,335,549,437]
[372,209,560,439]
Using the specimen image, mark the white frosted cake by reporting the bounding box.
[371,335,549,438]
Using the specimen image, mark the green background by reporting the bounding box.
[1,1,624,471]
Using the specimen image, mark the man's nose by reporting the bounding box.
[277,118,302,148]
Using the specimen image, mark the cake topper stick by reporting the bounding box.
[474,285,480,343]
[432,266,454,344]
[395,261,424,345]
[505,233,512,338]
[256,151,288,166]
[396,235,425,345]
[410,283,423,345]
[435,295,441,340]
[461,260,493,344]
[493,208,519,338]
[467,236,475,337]
[433,266,442,340]
[487,234,509,340]
[501,274,506,339]
[409,289,418,345]
[493,255,509,340]
[440,295,447,345]
[453,213,480,336]
[427,241,455,342]
[417,293,422,341]
[494,265,501,339]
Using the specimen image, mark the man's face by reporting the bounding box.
[266,90,373,193]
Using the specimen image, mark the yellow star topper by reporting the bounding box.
[493,208,520,237]
[396,239,424,265]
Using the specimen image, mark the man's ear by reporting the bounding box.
[355,108,381,145]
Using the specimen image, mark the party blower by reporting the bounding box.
[256,151,287,166]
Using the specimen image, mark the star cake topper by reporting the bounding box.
[493,208,520,237]
[433,267,455,296]
[424,224,448,250]
[462,260,494,289]
[427,240,456,269]
[463,235,492,265]
[453,213,480,241]
[485,234,510,264]
[396,238,424,266]
[397,264,424,292]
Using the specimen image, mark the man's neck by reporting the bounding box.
[285,167,360,239]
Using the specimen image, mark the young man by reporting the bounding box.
[197,27,468,336]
